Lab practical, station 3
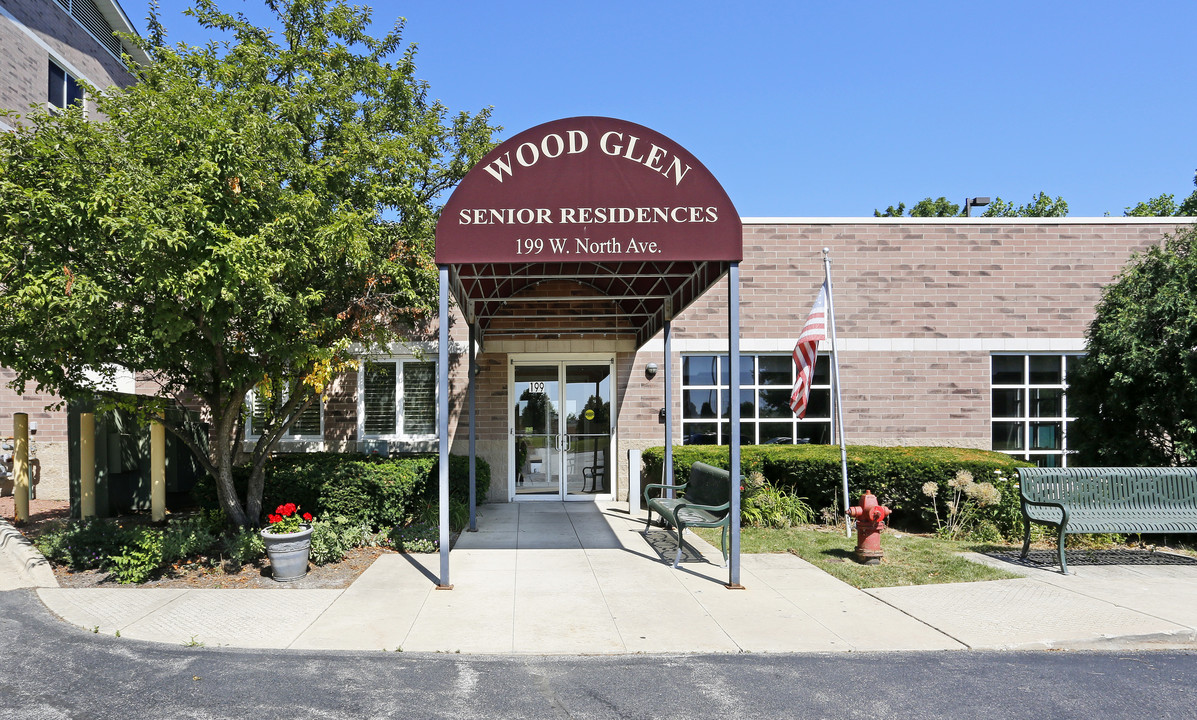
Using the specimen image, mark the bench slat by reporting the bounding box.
[1018,467,1197,574]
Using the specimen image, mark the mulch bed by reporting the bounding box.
[1,496,401,589]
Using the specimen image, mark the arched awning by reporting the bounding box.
[432,117,746,590]
[435,117,741,347]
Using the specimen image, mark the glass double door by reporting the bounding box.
[512,361,612,500]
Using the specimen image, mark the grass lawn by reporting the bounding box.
[693,525,1022,589]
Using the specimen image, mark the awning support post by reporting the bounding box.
[728,262,744,589]
[437,265,452,589]
[663,313,674,498]
[468,321,478,532]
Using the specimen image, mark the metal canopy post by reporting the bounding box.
[728,262,743,589]
[437,265,452,589]
[663,314,674,497]
[468,321,478,532]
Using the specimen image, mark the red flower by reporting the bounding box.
[284,503,297,515]
[275,504,287,515]
[268,514,282,524]
[302,512,313,522]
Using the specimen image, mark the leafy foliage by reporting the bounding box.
[980,191,1068,217]
[34,519,139,571]
[1070,224,1197,465]
[308,517,363,565]
[874,197,960,217]
[389,522,439,553]
[740,471,814,528]
[0,0,497,528]
[643,444,1029,538]
[192,452,489,532]
[874,192,1068,218]
[1125,170,1197,217]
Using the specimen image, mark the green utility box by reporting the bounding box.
[67,397,209,519]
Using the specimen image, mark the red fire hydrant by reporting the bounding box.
[847,490,892,565]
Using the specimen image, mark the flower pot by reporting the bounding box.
[261,524,313,582]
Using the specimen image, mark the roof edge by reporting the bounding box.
[742,216,1197,225]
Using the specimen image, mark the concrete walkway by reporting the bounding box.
[6,503,1197,653]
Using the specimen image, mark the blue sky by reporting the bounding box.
[135,0,1197,218]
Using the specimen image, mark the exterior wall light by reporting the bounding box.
[645,362,658,379]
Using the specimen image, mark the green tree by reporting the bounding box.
[1125,170,1197,216]
[1069,224,1197,466]
[981,192,1068,217]
[0,0,497,527]
[1125,193,1180,217]
[873,197,960,217]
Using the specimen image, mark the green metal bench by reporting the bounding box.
[644,461,731,568]
[1018,467,1197,574]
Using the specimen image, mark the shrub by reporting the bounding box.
[34,519,139,571]
[390,522,439,553]
[191,452,490,532]
[308,518,361,565]
[221,527,264,571]
[741,472,814,528]
[413,496,472,533]
[109,528,164,583]
[643,444,1030,539]
[159,514,220,565]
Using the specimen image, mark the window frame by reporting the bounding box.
[680,352,833,446]
[47,58,84,113]
[356,357,439,442]
[244,387,324,442]
[990,353,1080,467]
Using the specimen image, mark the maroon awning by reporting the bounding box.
[436,117,741,348]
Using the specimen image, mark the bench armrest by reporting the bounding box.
[644,482,688,499]
[1020,496,1070,526]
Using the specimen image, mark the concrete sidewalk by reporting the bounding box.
[7,503,1197,653]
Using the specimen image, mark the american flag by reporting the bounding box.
[790,282,828,417]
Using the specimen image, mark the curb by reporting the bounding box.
[0,518,59,588]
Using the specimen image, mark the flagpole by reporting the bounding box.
[823,248,851,538]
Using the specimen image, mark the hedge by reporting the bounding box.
[193,453,490,531]
[642,445,1030,537]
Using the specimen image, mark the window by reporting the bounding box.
[991,354,1080,467]
[681,354,832,445]
[245,389,323,440]
[360,359,437,439]
[48,60,84,111]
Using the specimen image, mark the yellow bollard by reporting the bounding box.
[151,421,166,522]
[80,413,96,519]
[13,413,28,523]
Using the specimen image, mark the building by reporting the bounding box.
[1,0,147,498]
[307,216,1186,505]
[1,36,1190,514]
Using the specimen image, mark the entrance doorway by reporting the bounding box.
[510,358,613,500]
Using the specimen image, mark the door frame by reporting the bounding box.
[507,353,616,502]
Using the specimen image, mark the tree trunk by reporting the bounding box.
[210,400,250,529]
[246,458,266,525]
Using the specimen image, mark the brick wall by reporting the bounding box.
[617,219,1185,454]
[1,0,136,122]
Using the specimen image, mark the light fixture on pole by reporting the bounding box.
[964,197,991,217]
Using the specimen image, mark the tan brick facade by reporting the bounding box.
[617,219,1186,497]
[0,0,138,125]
